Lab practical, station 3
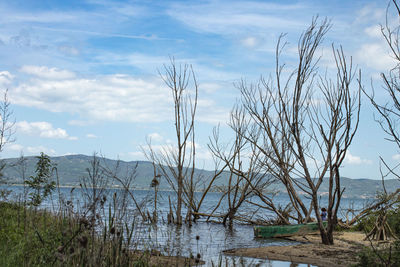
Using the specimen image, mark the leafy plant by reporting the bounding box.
[356,241,400,267]
[24,152,56,206]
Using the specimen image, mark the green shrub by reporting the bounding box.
[24,152,56,206]
[354,206,400,237]
[355,240,400,267]
[387,208,400,236]
[354,205,400,267]
[354,213,377,233]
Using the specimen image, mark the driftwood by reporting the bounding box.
[344,188,400,227]
[191,211,274,225]
[191,212,225,218]
[364,211,397,241]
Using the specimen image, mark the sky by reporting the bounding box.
[0,0,398,180]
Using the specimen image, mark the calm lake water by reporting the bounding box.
[5,185,371,266]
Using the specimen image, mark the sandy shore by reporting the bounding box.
[223,231,381,267]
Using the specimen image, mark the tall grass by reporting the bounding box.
[0,154,205,266]
[0,195,205,266]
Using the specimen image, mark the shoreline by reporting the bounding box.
[223,231,380,267]
[5,184,378,199]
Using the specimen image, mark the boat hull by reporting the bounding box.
[254,222,327,238]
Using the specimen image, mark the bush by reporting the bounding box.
[354,213,377,233]
[387,208,400,236]
[354,205,400,266]
[354,206,400,237]
[355,240,400,267]
[24,153,56,206]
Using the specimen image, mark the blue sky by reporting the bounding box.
[0,0,398,180]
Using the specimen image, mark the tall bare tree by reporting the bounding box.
[359,2,400,244]
[208,105,276,226]
[237,18,361,245]
[145,58,198,225]
[0,89,15,154]
[364,0,400,182]
[0,89,15,182]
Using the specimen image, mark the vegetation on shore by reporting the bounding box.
[0,201,204,266]
[353,202,400,267]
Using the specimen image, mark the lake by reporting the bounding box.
[4,185,372,266]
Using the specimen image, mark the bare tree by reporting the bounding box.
[208,105,276,226]
[357,1,400,244]
[363,0,400,181]
[100,155,148,222]
[237,18,361,245]
[0,89,15,183]
[144,59,227,225]
[80,153,109,250]
[145,58,198,225]
[0,89,15,153]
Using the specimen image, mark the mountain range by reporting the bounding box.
[2,154,399,199]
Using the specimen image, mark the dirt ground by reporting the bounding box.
[223,231,386,267]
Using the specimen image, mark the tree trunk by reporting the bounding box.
[176,171,183,225]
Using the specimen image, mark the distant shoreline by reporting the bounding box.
[4,183,377,199]
[6,183,190,193]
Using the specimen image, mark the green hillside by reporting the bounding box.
[1,154,399,199]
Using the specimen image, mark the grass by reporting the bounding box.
[0,202,66,266]
[0,201,203,266]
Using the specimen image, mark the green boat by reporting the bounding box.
[254,222,327,238]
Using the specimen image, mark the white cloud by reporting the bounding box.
[12,67,174,123]
[141,140,213,163]
[355,5,385,25]
[147,132,163,142]
[127,151,145,159]
[86,133,97,139]
[241,36,259,48]
[62,152,77,156]
[167,1,305,36]
[392,154,400,161]
[345,152,372,165]
[197,99,230,124]
[16,121,77,140]
[3,11,84,24]
[68,120,91,126]
[11,65,231,125]
[0,71,14,86]
[364,25,382,39]
[201,83,223,94]
[20,65,75,80]
[8,143,23,151]
[58,45,80,56]
[355,42,394,72]
[6,143,56,156]
[25,145,56,155]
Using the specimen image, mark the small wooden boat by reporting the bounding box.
[254,222,327,238]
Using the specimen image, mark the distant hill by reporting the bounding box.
[1,154,229,190]
[2,154,399,199]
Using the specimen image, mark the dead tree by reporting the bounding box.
[0,89,15,153]
[0,89,15,183]
[181,158,227,224]
[363,0,400,182]
[365,207,397,241]
[208,105,277,226]
[99,155,148,222]
[144,58,198,225]
[237,18,361,245]
[145,136,226,225]
[150,160,161,223]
